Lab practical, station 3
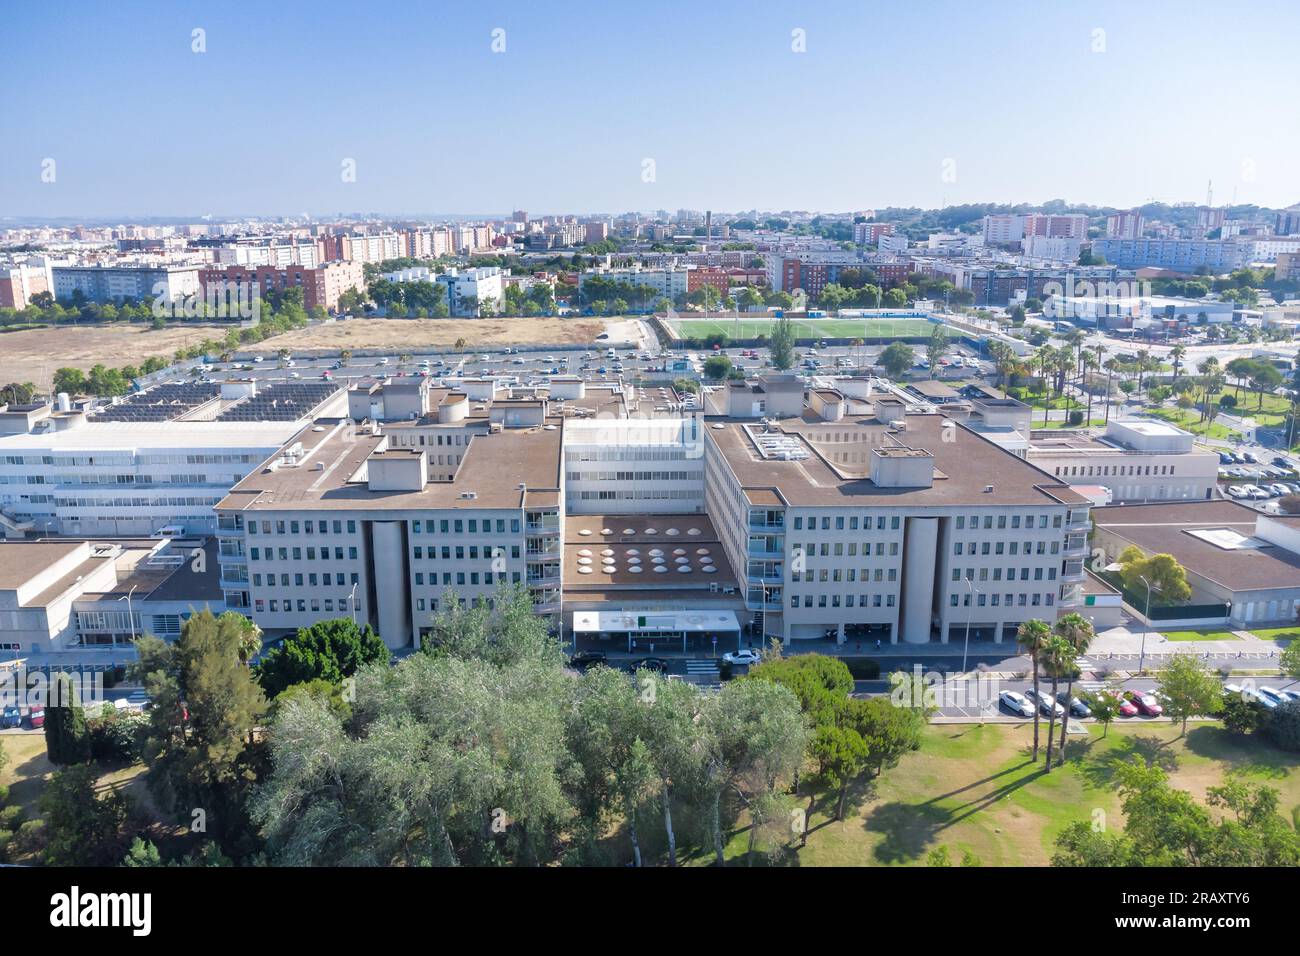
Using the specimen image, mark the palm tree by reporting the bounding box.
[1080,351,1099,425]
[1041,634,1074,772]
[1016,619,1052,761]
[1169,344,1186,381]
[1053,613,1095,766]
[1034,345,1056,426]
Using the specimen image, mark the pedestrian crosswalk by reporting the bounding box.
[684,659,720,687]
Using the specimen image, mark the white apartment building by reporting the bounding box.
[437,267,504,316]
[579,266,690,300]
[212,242,320,268]
[1021,235,1082,262]
[52,262,200,304]
[982,215,1026,244]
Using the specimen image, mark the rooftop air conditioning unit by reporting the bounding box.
[984,484,994,493]
[460,491,477,500]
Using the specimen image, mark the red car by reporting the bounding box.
[27,708,45,728]
[1125,691,1164,717]
[1104,691,1139,717]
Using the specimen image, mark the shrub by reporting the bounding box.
[0,805,22,831]
[0,783,9,806]
[88,711,147,762]
[15,819,46,856]
[0,829,12,863]
[1263,700,1300,752]
[1067,410,1084,426]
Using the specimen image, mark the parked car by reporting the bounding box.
[1107,692,1140,717]
[27,707,44,728]
[722,649,761,666]
[1025,688,1065,718]
[1280,689,1300,703]
[626,657,669,674]
[999,690,1035,717]
[568,651,607,672]
[1057,692,1092,718]
[0,706,21,729]
[1125,691,1164,716]
[1257,687,1289,708]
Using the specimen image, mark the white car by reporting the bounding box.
[378,357,390,365]
[999,691,1035,718]
[722,650,761,666]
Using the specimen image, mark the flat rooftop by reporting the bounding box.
[217,416,564,513]
[1093,500,1300,592]
[563,513,739,591]
[0,420,301,450]
[708,412,1087,509]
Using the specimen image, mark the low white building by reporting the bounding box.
[437,267,504,316]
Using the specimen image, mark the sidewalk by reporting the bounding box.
[1087,624,1284,658]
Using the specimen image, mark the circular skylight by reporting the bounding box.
[696,548,710,555]
[677,564,692,572]
[654,565,668,573]
[578,529,592,536]
[577,566,593,574]
[687,528,701,535]
[600,549,614,556]
[702,565,717,573]
[628,565,643,574]
[577,549,592,557]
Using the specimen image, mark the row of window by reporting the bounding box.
[414,571,521,587]
[565,471,697,482]
[955,513,1062,530]
[257,596,359,614]
[413,545,518,561]
[952,566,1059,583]
[791,515,903,531]
[792,567,898,583]
[789,593,897,609]
[249,518,358,535]
[1052,463,1178,478]
[954,540,1060,556]
[794,541,900,558]
[250,546,359,562]
[951,592,1056,608]
[255,572,360,587]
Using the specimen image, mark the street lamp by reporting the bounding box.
[117,584,138,645]
[963,578,978,674]
[1138,574,1161,676]
[348,582,358,625]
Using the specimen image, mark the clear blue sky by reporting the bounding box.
[3,0,1298,219]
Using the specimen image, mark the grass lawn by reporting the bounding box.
[1251,626,1300,643]
[1160,629,1239,642]
[1148,407,1240,442]
[669,318,940,341]
[688,722,1300,866]
[1,732,153,865]
[1036,418,1107,430]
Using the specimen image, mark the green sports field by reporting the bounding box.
[667,318,941,341]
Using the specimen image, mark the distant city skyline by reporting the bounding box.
[3,0,1299,218]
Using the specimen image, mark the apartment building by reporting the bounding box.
[578,266,690,300]
[52,262,200,304]
[0,262,53,309]
[1023,213,1089,240]
[1021,236,1082,262]
[1092,238,1248,272]
[1106,209,1145,240]
[437,267,504,316]
[981,215,1025,245]
[199,260,364,313]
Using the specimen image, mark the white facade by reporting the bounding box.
[563,417,705,514]
[437,267,504,316]
[52,263,200,304]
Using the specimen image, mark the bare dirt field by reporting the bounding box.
[254,317,608,355]
[0,323,221,391]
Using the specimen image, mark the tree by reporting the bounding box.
[43,673,91,765]
[255,617,388,698]
[1016,619,1052,761]
[40,764,132,866]
[768,313,795,370]
[879,341,916,379]
[703,354,733,381]
[1155,653,1224,735]
[1264,700,1300,753]
[1053,613,1095,764]
[638,675,706,866]
[255,622,573,866]
[1219,689,1267,735]
[131,610,268,855]
[925,324,949,376]
[1280,638,1300,680]
[1040,634,1074,771]
[1083,684,1123,737]
[698,678,806,866]
[52,367,87,396]
[1115,549,1193,605]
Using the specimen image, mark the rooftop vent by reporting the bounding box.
[984,484,994,493]
[460,491,477,500]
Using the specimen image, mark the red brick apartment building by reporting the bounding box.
[199,260,364,314]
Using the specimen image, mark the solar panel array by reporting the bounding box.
[91,382,220,422]
[216,381,340,422]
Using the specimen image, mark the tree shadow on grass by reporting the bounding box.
[1078,734,1178,789]
[864,759,1044,863]
[1183,724,1293,780]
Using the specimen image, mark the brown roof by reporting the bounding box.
[217,416,563,513]
[1093,500,1300,592]
[708,413,1087,509]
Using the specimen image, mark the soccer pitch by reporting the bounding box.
[667,318,940,341]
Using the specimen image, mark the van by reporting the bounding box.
[151,525,185,539]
